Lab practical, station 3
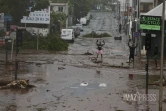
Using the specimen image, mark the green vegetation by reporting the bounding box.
[51,0,104,23]
[0,31,4,37]
[32,0,49,11]
[21,32,68,51]
[50,12,67,34]
[83,32,112,38]
[0,0,49,25]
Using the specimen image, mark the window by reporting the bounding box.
[140,3,152,13]
[143,4,149,12]
[58,7,63,12]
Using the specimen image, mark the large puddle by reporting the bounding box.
[0,61,135,111]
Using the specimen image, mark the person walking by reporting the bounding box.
[154,45,158,68]
[128,39,138,68]
[119,23,122,34]
[96,40,105,62]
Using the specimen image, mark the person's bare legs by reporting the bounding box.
[101,54,103,62]
[155,60,157,68]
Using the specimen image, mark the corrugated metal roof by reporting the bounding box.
[144,1,166,19]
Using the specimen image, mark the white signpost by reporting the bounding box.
[21,6,50,24]
[20,6,50,50]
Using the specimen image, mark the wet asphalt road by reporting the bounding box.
[0,11,165,111]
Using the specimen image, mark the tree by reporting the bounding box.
[0,0,29,25]
[50,11,67,34]
[69,0,91,23]
[32,0,50,11]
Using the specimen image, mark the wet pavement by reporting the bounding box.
[0,11,166,111]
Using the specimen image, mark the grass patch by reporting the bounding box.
[83,32,112,38]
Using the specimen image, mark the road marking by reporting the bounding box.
[99,83,107,87]
[80,82,88,86]
[70,87,79,89]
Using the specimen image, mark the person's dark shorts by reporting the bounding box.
[129,54,134,59]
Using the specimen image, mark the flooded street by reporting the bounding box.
[0,11,166,111]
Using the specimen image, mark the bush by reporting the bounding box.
[39,34,68,51]
[83,32,112,38]
[21,33,68,51]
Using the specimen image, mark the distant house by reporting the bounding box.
[50,3,69,15]
[50,3,71,28]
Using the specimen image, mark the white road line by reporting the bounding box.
[70,87,79,89]
[99,83,107,87]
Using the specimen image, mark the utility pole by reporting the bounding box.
[119,1,121,24]
[159,0,165,111]
[127,0,129,38]
[15,28,23,80]
[145,33,151,110]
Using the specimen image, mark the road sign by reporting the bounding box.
[140,15,161,31]
[4,15,12,22]
[134,32,140,37]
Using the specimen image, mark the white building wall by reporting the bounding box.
[50,3,69,28]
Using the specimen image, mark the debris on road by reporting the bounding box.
[114,36,122,40]
[0,80,35,89]
[84,51,93,55]
[83,32,112,38]
[58,67,65,70]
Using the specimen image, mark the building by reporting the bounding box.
[140,1,166,55]
[50,3,73,28]
[139,0,154,15]
[50,3,68,15]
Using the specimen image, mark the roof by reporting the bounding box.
[50,3,68,6]
[144,1,166,19]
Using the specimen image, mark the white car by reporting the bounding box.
[76,24,83,31]
[61,29,74,42]
[71,24,83,31]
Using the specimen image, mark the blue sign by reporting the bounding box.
[4,14,12,22]
[134,32,140,37]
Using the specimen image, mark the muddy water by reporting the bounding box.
[0,11,164,111]
[0,61,136,111]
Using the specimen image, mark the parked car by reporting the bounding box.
[72,24,83,31]
[76,24,83,31]
[61,29,75,42]
[74,27,80,38]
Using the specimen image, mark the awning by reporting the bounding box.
[144,1,166,20]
